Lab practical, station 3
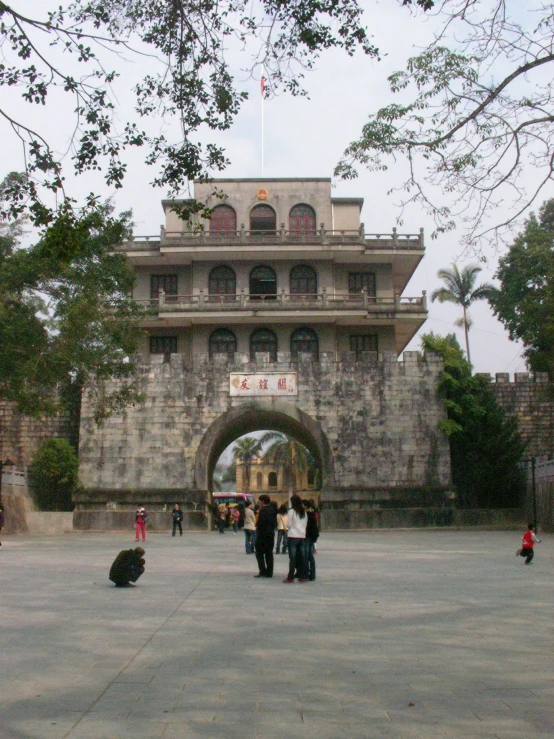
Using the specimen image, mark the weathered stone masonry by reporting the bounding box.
[76,351,452,528]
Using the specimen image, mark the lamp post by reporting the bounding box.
[530,456,538,529]
[0,458,15,503]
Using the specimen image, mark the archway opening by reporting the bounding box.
[195,406,333,504]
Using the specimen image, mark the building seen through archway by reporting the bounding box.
[213,431,320,509]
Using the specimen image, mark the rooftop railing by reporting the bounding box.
[137,289,427,313]
[119,225,424,251]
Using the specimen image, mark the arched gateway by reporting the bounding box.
[194,403,334,493]
[75,352,451,531]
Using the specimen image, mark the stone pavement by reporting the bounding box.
[1,530,553,739]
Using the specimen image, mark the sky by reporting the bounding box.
[2,0,550,377]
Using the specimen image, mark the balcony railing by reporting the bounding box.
[120,225,424,251]
[137,290,427,313]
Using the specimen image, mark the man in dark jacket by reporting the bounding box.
[171,504,184,536]
[109,547,146,586]
[254,495,277,578]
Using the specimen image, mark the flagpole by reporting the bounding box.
[261,67,265,177]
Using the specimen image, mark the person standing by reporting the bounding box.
[254,494,277,578]
[276,504,288,554]
[217,505,227,534]
[135,506,147,542]
[230,505,240,534]
[303,499,319,581]
[283,494,308,583]
[171,504,183,537]
[243,500,256,554]
[516,522,541,565]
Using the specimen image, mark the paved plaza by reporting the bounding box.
[1,529,553,739]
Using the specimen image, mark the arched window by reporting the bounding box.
[209,265,236,302]
[290,204,316,233]
[209,328,237,360]
[256,472,263,490]
[250,265,277,299]
[291,327,319,360]
[290,265,317,298]
[210,205,236,234]
[268,471,278,489]
[250,328,278,361]
[250,204,276,232]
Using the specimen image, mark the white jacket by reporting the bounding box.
[287,508,307,538]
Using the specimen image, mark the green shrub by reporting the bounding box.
[29,439,79,511]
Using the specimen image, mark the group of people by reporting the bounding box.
[248,494,320,583]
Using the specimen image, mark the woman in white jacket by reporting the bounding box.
[283,494,308,583]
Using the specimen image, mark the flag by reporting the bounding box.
[260,76,266,97]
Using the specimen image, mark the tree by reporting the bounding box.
[431,263,497,366]
[29,438,79,511]
[259,431,314,494]
[335,0,554,250]
[490,199,554,375]
[231,437,262,493]
[421,332,526,508]
[0,0,377,233]
[0,190,144,420]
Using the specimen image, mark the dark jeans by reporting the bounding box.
[306,540,316,580]
[287,538,308,580]
[172,520,182,536]
[255,533,275,576]
[244,529,257,554]
[217,518,226,534]
[520,547,534,564]
[276,530,288,553]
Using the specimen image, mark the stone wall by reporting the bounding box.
[483,372,554,458]
[77,351,452,520]
[0,400,70,468]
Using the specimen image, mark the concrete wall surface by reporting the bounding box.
[25,512,74,535]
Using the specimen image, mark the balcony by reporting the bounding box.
[137,289,427,315]
[117,226,424,252]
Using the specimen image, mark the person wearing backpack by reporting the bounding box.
[135,506,148,542]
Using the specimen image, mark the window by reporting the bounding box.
[307,469,316,487]
[268,471,278,488]
[209,328,237,360]
[290,204,316,233]
[250,204,276,232]
[348,272,376,298]
[291,327,319,360]
[210,205,236,234]
[250,328,278,361]
[250,265,277,299]
[209,266,236,301]
[150,336,178,360]
[349,334,378,360]
[290,265,317,297]
[151,274,178,302]
[257,472,263,490]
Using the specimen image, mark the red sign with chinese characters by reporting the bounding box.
[229,372,297,397]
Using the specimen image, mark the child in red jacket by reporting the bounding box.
[516,523,541,565]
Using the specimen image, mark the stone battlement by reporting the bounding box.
[475,372,550,384]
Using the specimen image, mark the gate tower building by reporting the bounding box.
[76,178,451,530]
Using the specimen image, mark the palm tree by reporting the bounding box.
[259,432,314,495]
[231,436,262,493]
[431,264,498,366]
